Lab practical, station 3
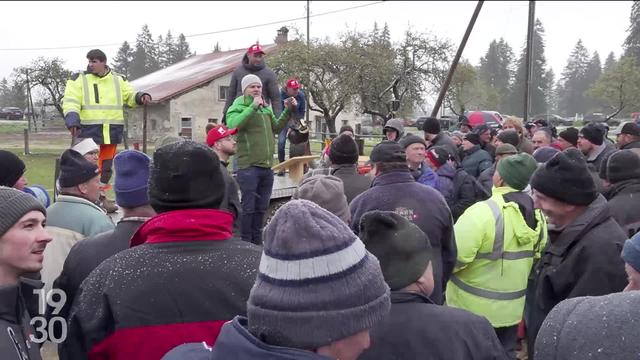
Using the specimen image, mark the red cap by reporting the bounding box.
[247,43,265,55]
[207,125,238,147]
[286,78,301,90]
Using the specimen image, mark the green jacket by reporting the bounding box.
[446,186,547,327]
[226,95,290,169]
[46,195,115,237]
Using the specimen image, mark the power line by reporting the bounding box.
[0,1,385,51]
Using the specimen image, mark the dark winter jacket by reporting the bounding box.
[350,170,456,304]
[222,55,282,123]
[451,167,483,220]
[410,163,438,189]
[519,137,534,154]
[304,164,372,203]
[220,160,241,231]
[478,164,495,194]
[621,140,640,150]
[360,291,507,360]
[161,316,332,360]
[482,142,496,160]
[586,142,616,174]
[0,280,42,360]
[434,163,456,203]
[51,217,148,332]
[461,145,493,178]
[428,132,460,162]
[603,179,640,237]
[535,291,640,360]
[60,209,262,360]
[526,195,627,356]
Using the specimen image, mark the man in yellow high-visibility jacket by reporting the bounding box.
[446,152,547,358]
[62,49,151,207]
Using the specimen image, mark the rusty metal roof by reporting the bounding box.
[131,43,279,103]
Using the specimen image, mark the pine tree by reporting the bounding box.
[212,42,221,53]
[129,24,159,79]
[156,34,166,68]
[507,19,549,117]
[624,1,640,62]
[558,39,591,116]
[545,69,558,113]
[604,51,617,73]
[584,52,602,112]
[478,38,514,111]
[112,41,134,78]
[173,34,193,64]
[0,78,11,107]
[160,31,177,66]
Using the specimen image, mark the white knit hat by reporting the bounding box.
[72,138,99,156]
[241,74,262,94]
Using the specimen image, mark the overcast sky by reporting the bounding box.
[0,1,632,82]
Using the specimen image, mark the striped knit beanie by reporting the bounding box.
[248,199,390,350]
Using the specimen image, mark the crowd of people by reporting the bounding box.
[2,45,640,360]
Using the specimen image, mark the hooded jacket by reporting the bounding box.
[226,95,290,169]
[428,133,461,162]
[304,164,372,203]
[461,145,493,178]
[447,187,547,327]
[60,209,262,360]
[0,280,42,360]
[161,316,333,360]
[526,195,627,355]
[350,170,456,305]
[359,291,507,360]
[604,178,640,237]
[222,54,282,123]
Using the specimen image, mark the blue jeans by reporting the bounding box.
[277,127,288,163]
[236,166,274,245]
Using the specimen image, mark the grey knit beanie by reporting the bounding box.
[0,186,46,238]
[292,175,350,223]
[241,74,262,94]
[248,199,390,350]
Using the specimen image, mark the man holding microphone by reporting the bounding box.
[226,74,295,245]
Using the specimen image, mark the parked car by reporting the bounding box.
[532,114,573,126]
[583,113,606,122]
[464,110,503,129]
[0,107,24,120]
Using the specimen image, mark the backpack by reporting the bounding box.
[453,168,490,203]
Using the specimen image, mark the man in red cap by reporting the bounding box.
[207,125,241,231]
[222,43,281,125]
[277,78,308,169]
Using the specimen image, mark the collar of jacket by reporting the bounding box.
[330,163,358,175]
[390,290,434,305]
[372,169,414,187]
[621,140,640,150]
[55,194,106,214]
[587,143,608,161]
[129,209,233,247]
[0,278,42,323]
[546,195,610,256]
[464,144,481,155]
[604,178,640,200]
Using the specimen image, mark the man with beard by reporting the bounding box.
[207,125,241,230]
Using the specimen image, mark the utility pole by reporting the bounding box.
[24,69,33,133]
[305,0,311,132]
[430,0,484,118]
[523,1,536,123]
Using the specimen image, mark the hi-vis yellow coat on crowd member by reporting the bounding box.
[446,186,547,328]
[62,69,140,145]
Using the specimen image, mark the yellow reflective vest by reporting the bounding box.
[62,70,139,144]
[446,186,547,327]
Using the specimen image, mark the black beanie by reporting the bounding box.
[497,129,520,147]
[0,150,25,187]
[599,150,640,183]
[329,134,359,165]
[530,148,597,206]
[559,127,579,147]
[580,123,604,146]
[422,117,441,134]
[370,140,406,163]
[359,210,432,290]
[149,140,225,213]
[464,132,481,146]
[58,149,100,187]
[339,125,354,135]
[398,134,427,149]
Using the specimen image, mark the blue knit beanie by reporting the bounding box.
[623,232,640,272]
[114,150,151,208]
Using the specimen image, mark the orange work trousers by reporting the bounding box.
[98,144,117,190]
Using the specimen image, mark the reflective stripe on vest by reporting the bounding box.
[450,275,526,300]
[474,198,540,261]
[80,73,123,109]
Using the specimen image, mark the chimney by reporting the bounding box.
[275,26,289,44]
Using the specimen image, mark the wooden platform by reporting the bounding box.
[271,155,318,183]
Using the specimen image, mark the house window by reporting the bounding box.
[181,117,193,140]
[151,119,157,131]
[218,86,230,101]
[342,120,349,126]
[208,118,218,124]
